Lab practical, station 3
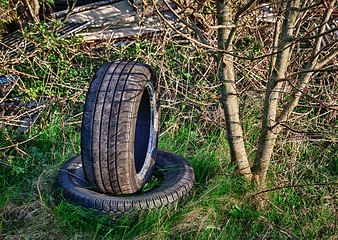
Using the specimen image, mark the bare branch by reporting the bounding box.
[254,182,338,196]
[311,39,338,61]
[162,0,209,46]
[317,47,338,68]
[225,0,259,50]
[153,4,218,51]
[302,26,338,40]
[153,2,304,61]
[290,67,338,76]
[269,1,286,76]
[298,2,322,11]
[278,1,336,123]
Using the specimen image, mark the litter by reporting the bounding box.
[0,21,93,59]
[60,0,179,41]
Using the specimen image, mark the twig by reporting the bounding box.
[317,48,338,68]
[302,26,338,40]
[59,168,88,184]
[282,187,306,239]
[205,106,227,130]
[254,182,338,196]
[62,0,78,22]
[4,68,40,79]
[4,130,25,161]
[289,68,338,77]
[256,194,284,214]
[37,170,46,208]
[0,81,17,104]
[61,100,66,156]
[0,113,83,151]
[259,216,300,239]
[1,104,47,122]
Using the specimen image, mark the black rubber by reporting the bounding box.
[56,149,195,216]
[81,61,160,195]
[52,0,104,11]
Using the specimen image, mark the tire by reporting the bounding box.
[56,149,195,217]
[52,0,104,11]
[81,61,160,195]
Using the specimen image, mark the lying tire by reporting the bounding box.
[56,149,195,216]
[81,61,160,195]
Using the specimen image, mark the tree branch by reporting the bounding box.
[278,0,336,123]
[269,1,286,77]
[225,0,258,50]
[298,2,322,11]
[154,0,305,62]
[310,39,338,61]
[254,182,338,196]
[290,67,338,76]
[302,26,338,40]
[253,0,301,184]
[317,47,338,68]
[162,0,210,45]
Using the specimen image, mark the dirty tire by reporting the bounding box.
[56,149,195,216]
[52,0,111,11]
[81,61,160,195]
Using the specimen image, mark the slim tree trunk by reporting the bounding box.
[216,0,252,181]
[170,0,337,191]
[278,0,337,123]
[252,0,300,185]
[251,0,337,186]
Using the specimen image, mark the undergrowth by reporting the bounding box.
[0,20,337,239]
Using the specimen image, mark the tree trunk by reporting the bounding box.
[214,0,337,190]
[252,0,300,186]
[216,0,252,181]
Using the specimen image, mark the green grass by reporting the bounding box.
[0,24,337,239]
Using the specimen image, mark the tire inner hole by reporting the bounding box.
[134,88,151,174]
[140,168,164,193]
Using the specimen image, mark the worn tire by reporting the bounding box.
[81,61,160,195]
[56,149,195,216]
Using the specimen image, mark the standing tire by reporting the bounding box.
[81,61,160,195]
[56,150,195,217]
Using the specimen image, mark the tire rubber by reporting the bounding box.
[81,61,160,195]
[56,149,195,216]
[52,0,105,11]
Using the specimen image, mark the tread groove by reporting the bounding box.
[98,61,121,193]
[81,61,159,195]
[113,61,138,193]
[106,61,129,193]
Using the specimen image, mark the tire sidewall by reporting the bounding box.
[56,149,195,216]
[128,70,158,192]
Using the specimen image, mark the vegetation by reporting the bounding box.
[157,0,337,189]
[1,0,337,239]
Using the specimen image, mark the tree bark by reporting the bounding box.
[252,0,336,186]
[278,0,337,123]
[160,0,337,190]
[216,0,252,181]
[252,0,300,185]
